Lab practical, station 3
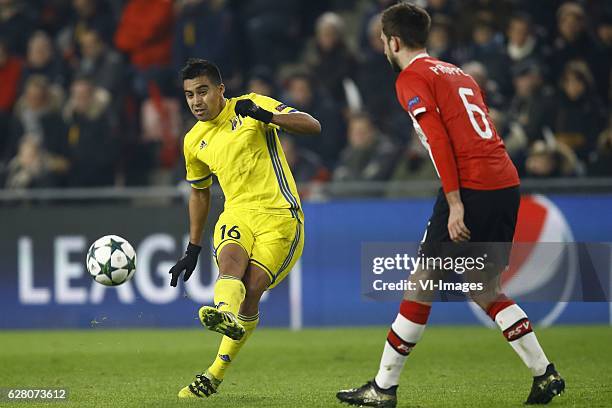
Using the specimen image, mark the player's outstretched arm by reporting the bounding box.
[235,99,321,134]
[270,111,321,135]
[169,187,211,286]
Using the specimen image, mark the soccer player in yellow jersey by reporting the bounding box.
[170,59,321,399]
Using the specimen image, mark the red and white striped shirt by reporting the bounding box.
[396,54,520,193]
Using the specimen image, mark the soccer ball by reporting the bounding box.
[87,235,137,286]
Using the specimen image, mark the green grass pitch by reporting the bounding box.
[0,326,611,407]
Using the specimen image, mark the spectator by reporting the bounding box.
[505,13,548,76]
[0,1,610,188]
[458,0,513,42]
[280,134,329,184]
[596,14,612,49]
[246,66,278,99]
[423,0,458,20]
[588,121,612,176]
[595,14,612,106]
[0,39,23,113]
[280,134,329,200]
[0,109,10,161]
[114,0,174,70]
[504,61,556,158]
[386,136,438,198]
[0,0,35,56]
[173,0,236,85]
[57,0,116,62]
[524,140,580,178]
[242,0,301,71]
[355,13,411,141]
[135,75,183,185]
[20,31,68,89]
[36,0,73,36]
[77,28,124,96]
[6,76,68,173]
[282,71,345,167]
[461,18,512,96]
[63,76,116,186]
[511,0,562,37]
[462,61,506,110]
[549,2,609,102]
[357,0,395,51]
[554,61,606,162]
[427,15,458,64]
[3,136,60,188]
[333,112,398,183]
[303,12,357,108]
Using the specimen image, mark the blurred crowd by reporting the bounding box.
[0,0,610,192]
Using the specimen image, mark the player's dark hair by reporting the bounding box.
[181,58,223,85]
[381,2,431,49]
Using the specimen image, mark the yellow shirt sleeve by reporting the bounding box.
[249,93,298,130]
[184,138,213,189]
[251,93,297,114]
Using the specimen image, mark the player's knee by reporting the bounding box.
[242,262,272,299]
[217,262,245,279]
[217,247,249,278]
[470,290,502,311]
[243,278,268,301]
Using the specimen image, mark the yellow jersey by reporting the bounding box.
[183,93,303,221]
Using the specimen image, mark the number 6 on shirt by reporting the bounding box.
[458,87,493,140]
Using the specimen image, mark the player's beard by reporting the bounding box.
[387,54,402,73]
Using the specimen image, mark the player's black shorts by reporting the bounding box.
[420,186,520,266]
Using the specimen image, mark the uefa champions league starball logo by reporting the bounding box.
[469,195,578,327]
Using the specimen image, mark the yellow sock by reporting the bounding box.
[213,275,246,315]
[208,313,259,380]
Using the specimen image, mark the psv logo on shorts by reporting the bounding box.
[199,140,207,149]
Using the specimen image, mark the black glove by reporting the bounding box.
[235,99,273,124]
[169,242,201,287]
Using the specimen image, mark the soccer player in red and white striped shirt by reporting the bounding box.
[337,3,564,407]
